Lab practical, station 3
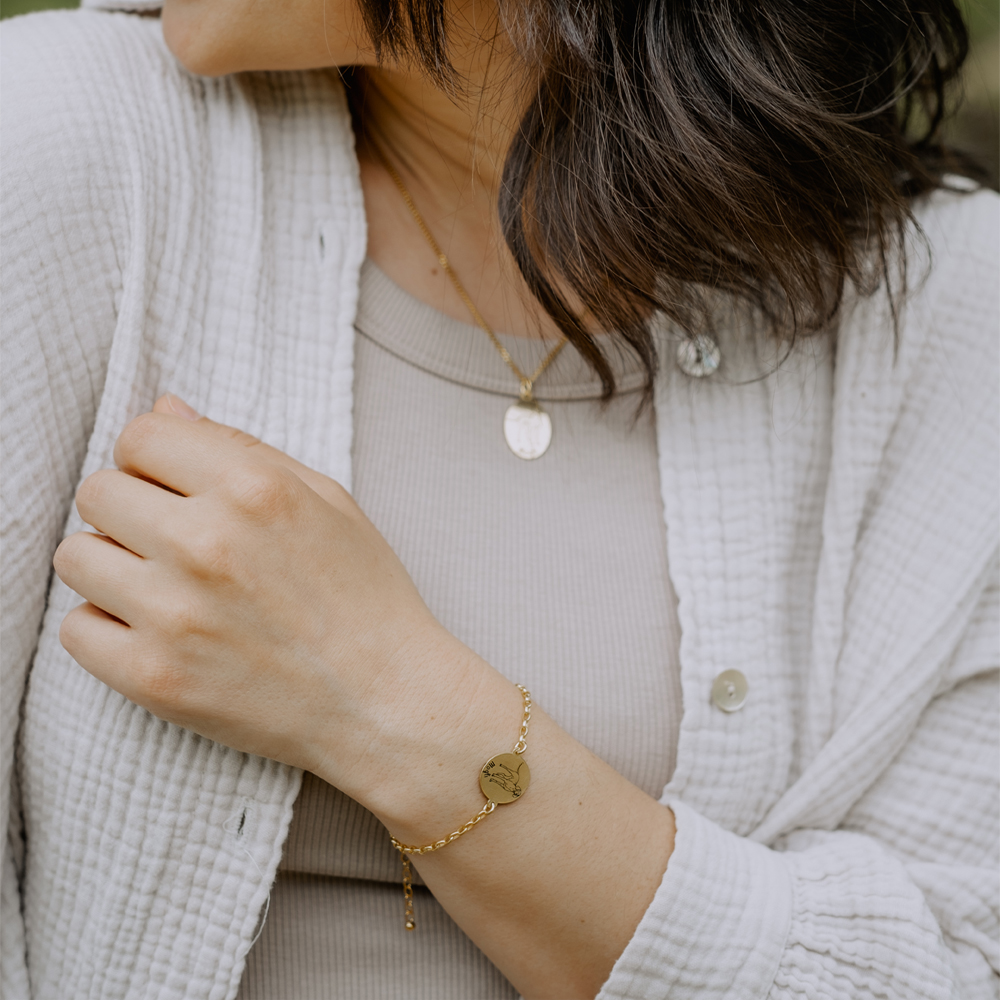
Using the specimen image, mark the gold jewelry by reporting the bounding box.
[389,684,533,930]
[366,134,566,460]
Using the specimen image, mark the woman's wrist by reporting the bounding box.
[313,623,521,837]
[382,667,526,845]
[376,678,677,996]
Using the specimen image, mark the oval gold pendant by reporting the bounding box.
[480,752,530,804]
[503,400,552,460]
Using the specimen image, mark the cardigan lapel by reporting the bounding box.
[654,318,834,836]
[753,244,1000,842]
[22,64,366,1000]
[656,263,997,847]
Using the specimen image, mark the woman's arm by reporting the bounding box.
[387,618,1000,1000]
[363,658,677,997]
[52,391,998,998]
[50,396,675,997]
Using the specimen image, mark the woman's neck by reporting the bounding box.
[352,23,566,341]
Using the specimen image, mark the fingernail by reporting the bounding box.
[165,394,200,421]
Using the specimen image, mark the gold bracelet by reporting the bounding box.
[388,683,533,930]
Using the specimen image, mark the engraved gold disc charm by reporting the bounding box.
[503,400,552,460]
[479,752,531,804]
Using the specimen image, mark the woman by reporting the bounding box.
[1,0,996,995]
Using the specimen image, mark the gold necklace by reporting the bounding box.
[367,135,566,460]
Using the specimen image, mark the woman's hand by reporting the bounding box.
[54,395,675,998]
[53,394,479,799]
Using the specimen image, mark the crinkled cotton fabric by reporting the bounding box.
[1,10,998,1000]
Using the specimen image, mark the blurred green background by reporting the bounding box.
[951,0,1000,187]
[1,0,997,188]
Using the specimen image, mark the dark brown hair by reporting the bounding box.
[353,0,973,398]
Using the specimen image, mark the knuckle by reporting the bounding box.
[150,590,206,642]
[75,469,115,518]
[221,425,263,451]
[133,653,185,712]
[52,533,84,578]
[219,464,296,523]
[180,527,235,580]
[322,476,351,508]
[58,604,87,654]
[114,411,163,467]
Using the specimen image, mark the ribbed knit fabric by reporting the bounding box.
[238,875,517,1000]
[2,10,998,1000]
[236,260,682,997]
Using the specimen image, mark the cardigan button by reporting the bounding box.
[676,335,721,378]
[711,670,748,712]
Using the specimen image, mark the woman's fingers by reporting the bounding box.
[114,396,353,510]
[58,600,145,699]
[59,600,176,715]
[75,468,182,558]
[113,410,247,498]
[53,531,146,625]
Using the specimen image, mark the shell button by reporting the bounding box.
[711,670,748,713]
[676,334,721,378]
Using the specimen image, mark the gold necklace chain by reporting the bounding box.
[366,134,566,403]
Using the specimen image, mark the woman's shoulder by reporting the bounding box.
[1,10,208,235]
[831,182,997,501]
[845,183,1000,386]
[1,8,357,305]
[0,6,166,66]
[906,183,998,378]
[1,7,360,187]
[913,181,999,276]
[1,10,179,140]
[2,9,356,228]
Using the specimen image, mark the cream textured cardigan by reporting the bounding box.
[2,10,998,1000]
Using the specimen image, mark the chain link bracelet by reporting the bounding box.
[388,684,532,930]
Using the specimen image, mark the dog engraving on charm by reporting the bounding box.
[503,401,552,460]
[480,752,531,804]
